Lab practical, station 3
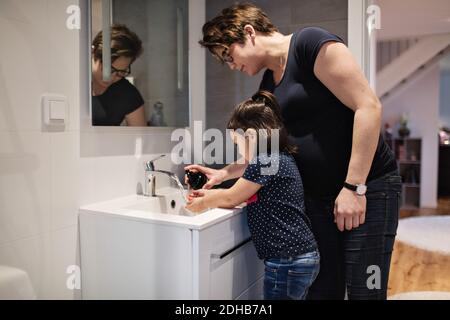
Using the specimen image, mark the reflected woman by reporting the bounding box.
[91,24,146,126]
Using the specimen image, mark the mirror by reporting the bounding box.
[90,0,190,127]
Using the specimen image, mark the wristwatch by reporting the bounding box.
[343,182,367,196]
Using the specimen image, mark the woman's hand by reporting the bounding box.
[184,165,226,189]
[334,188,367,232]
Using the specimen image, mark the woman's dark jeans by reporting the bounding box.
[305,171,402,300]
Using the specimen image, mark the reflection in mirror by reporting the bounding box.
[90,0,190,127]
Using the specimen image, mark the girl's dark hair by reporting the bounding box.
[92,24,143,63]
[227,90,298,155]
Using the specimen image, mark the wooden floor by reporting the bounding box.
[388,240,450,296]
[388,197,450,297]
[400,197,450,218]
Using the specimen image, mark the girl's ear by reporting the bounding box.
[244,128,257,141]
[229,130,237,144]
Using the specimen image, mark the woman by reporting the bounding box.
[187,3,401,300]
[91,24,146,126]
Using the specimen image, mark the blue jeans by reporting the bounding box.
[305,171,402,300]
[263,250,320,300]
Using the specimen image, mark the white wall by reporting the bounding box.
[375,0,450,41]
[382,64,440,208]
[440,54,450,127]
[440,70,450,127]
[0,0,196,299]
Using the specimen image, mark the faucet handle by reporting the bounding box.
[149,154,166,162]
[145,154,166,171]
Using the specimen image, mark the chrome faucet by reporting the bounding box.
[143,155,185,197]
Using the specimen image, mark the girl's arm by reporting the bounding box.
[186,178,261,212]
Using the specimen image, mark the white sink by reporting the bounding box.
[123,189,192,216]
[79,187,245,230]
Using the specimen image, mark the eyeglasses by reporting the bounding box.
[220,48,234,64]
[111,65,131,77]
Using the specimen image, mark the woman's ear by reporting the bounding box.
[243,24,256,40]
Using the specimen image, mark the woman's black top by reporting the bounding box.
[260,27,397,197]
[92,78,144,126]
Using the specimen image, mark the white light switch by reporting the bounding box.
[41,94,67,128]
[49,100,66,120]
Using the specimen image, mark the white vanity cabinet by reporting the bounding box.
[79,195,264,300]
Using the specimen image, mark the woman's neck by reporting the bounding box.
[92,80,108,96]
[261,32,293,74]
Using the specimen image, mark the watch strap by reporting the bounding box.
[343,182,357,192]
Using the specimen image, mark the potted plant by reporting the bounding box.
[398,113,410,138]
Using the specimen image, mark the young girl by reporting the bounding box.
[185,90,320,300]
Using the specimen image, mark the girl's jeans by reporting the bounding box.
[263,250,320,300]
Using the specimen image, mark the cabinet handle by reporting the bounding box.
[211,237,252,260]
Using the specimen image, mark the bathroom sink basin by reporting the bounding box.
[79,187,245,230]
[123,189,193,216]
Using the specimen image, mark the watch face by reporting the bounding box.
[356,185,367,195]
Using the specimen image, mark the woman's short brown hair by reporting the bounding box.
[92,24,143,63]
[199,2,278,62]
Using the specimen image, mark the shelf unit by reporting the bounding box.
[386,138,422,208]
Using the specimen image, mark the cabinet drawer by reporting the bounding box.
[197,210,264,299]
[206,211,251,257]
[209,240,264,299]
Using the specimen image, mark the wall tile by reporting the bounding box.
[257,0,293,28]
[45,226,80,299]
[47,0,80,133]
[0,0,48,26]
[0,132,51,245]
[0,17,50,132]
[50,132,80,231]
[291,0,348,24]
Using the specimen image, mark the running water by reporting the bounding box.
[170,175,188,204]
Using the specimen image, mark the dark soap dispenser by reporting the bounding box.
[185,170,208,190]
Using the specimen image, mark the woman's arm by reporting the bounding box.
[221,159,249,180]
[313,41,382,231]
[125,105,147,126]
[185,159,248,189]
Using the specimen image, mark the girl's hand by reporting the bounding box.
[185,196,207,213]
[184,164,226,189]
[185,189,222,213]
[186,189,219,202]
[186,189,206,202]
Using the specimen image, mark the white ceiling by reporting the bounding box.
[375,0,450,40]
